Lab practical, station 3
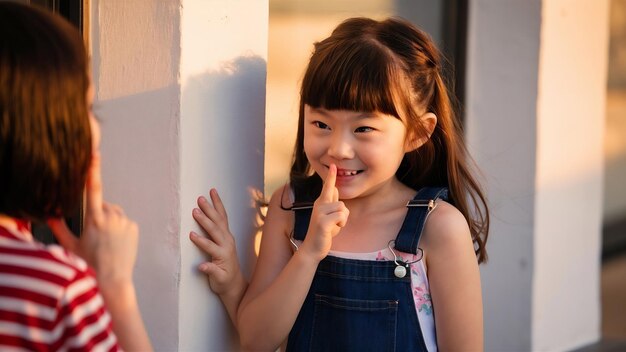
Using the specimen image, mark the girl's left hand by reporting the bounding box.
[190,189,244,296]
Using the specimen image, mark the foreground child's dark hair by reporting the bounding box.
[0,3,91,222]
[290,17,489,263]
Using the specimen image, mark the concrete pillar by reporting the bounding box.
[91,0,267,350]
[466,0,609,350]
[178,1,267,350]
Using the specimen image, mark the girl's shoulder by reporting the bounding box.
[268,183,295,211]
[420,200,473,260]
[265,183,296,237]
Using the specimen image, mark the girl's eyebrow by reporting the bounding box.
[310,107,379,120]
[309,107,332,117]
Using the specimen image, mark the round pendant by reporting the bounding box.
[394,265,407,278]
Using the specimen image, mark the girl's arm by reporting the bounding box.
[237,166,348,351]
[421,201,483,351]
[190,189,248,327]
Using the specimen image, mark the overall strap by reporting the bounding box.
[292,202,313,241]
[394,187,449,254]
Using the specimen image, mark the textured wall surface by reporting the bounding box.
[179,1,268,350]
[91,0,182,350]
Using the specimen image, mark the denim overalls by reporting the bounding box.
[287,187,448,352]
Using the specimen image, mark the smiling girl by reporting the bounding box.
[191,17,489,351]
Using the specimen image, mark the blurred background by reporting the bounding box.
[601,0,626,342]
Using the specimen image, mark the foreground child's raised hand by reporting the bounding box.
[300,164,349,261]
[47,153,152,351]
[190,189,247,326]
[47,153,138,286]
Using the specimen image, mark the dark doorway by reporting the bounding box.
[17,0,86,242]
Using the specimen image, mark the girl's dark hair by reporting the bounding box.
[0,3,91,222]
[290,17,490,263]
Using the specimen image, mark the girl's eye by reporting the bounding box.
[313,121,330,130]
[354,126,374,133]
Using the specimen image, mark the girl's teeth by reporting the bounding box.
[338,170,357,176]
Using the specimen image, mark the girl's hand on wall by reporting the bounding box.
[190,189,245,297]
[300,164,349,261]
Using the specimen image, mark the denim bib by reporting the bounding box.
[287,187,448,351]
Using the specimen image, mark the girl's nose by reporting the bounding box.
[327,133,354,160]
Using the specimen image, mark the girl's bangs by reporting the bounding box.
[302,44,401,117]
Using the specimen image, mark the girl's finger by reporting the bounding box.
[197,197,222,224]
[103,203,124,215]
[191,210,224,245]
[196,198,228,242]
[319,164,337,203]
[329,211,349,229]
[209,189,228,221]
[190,232,221,257]
[198,262,222,277]
[47,218,79,253]
[86,153,104,221]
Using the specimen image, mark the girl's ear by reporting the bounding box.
[404,112,437,152]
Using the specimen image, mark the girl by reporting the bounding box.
[0,3,151,351]
[191,16,488,351]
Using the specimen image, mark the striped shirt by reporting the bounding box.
[0,217,120,351]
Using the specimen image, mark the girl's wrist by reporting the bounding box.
[293,247,322,268]
[220,269,247,301]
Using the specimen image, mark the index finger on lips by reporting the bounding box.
[86,152,104,220]
[320,163,337,203]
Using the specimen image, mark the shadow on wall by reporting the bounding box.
[97,83,181,351]
[182,55,267,278]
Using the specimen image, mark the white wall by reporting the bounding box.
[92,0,267,350]
[533,1,608,350]
[467,0,608,350]
[466,1,541,350]
[179,1,267,351]
[92,1,181,350]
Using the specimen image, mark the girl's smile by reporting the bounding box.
[335,168,362,177]
[304,105,412,200]
[333,167,364,186]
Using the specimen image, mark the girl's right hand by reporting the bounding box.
[300,164,349,261]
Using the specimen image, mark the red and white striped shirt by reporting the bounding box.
[0,217,120,351]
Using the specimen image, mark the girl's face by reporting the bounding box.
[303,105,413,199]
